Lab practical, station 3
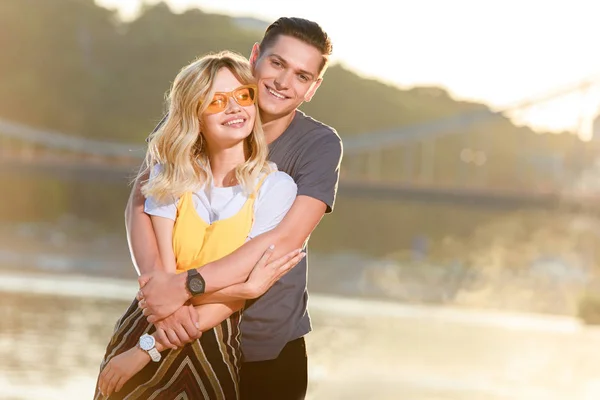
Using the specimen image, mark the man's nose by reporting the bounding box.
[274,70,292,89]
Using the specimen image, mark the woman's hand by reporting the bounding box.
[98,347,151,397]
[243,246,306,298]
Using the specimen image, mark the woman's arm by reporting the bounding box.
[125,163,165,275]
[98,301,244,396]
[191,301,245,331]
[150,215,177,273]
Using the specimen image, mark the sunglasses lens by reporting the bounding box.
[206,94,227,113]
[234,87,256,106]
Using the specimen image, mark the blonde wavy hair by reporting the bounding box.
[140,51,270,204]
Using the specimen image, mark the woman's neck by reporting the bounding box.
[208,144,247,187]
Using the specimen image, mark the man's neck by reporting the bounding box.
[261,110,297,145]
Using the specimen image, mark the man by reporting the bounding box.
[130,17,342,399]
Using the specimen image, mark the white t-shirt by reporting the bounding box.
[144,163,297,240]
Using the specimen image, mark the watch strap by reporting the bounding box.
[147,347,161,362]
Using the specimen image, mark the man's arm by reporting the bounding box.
[139,196,326,321]
[144,246,305,344]
[125,162,164,275]
[192,196,324,300]
[153,300,245,349]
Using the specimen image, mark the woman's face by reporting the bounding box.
[201,67,257,150]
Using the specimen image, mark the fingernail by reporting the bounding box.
[301,253,306,258]
[269,244,275,250]
[195,322,201,329]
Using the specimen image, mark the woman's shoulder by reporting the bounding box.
[262,163,295,186]
[257,163,297,197]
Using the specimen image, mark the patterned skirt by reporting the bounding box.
[94,299,242,400]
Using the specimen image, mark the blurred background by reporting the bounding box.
[3,0,600,399]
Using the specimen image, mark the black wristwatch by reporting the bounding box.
[186,269,206,297]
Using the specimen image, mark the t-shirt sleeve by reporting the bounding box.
[143,164,177,220]
[295,131,343,213]
[248,172,297,239]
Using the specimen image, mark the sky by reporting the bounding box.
[96,0,600,139]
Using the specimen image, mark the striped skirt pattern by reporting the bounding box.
[94,299,242,400]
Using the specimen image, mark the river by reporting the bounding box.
[2,271,600,400]
[3,173,600,399]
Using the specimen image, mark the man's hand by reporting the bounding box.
[243,246,306,299]
[153,305,202,349]
[137,270,189,323]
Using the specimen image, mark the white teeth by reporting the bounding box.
[224,119,244,126]
[268,88,286,99]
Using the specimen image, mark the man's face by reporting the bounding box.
[252,35,323,120]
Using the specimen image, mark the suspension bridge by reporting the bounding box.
[2,78,600,209]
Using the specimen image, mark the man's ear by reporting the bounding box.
[249,43,260,72]
[304,78,323,102]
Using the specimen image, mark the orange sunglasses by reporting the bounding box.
[205,84,257,114]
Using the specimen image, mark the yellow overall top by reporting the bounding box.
[172,175,268,273]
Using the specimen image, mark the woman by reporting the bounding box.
[95,51,302,399]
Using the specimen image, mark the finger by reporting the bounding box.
[98,365,110,395]
[268,248,302,270]
[138,298,147,309]
[100,370,113,396]
[99,377,106,396]
[179,306,200,340]
[271,253,305,283]
[175,324,191,345]
[138,275,150,289]
[136,289,144,301]
[115,375,126,393]
[98,375,105,396]
[187,305,201,336]
[147,314,158,324]
[255,244,275,268]
[142,307,150,317]
[106,372,118,396]
[280,252,306,271]
[155,328,175,349]
[166,329,183,348]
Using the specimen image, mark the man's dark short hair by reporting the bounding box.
[259,17,332,73]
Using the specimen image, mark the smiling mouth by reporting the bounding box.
[222,118,246,127]
[265,85,288,100]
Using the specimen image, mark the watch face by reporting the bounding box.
[189,277,205,294]
[139,334,155,351]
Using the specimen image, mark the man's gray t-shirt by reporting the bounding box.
[240,110,343,362]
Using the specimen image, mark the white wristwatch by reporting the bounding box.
[138,334,161,362]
